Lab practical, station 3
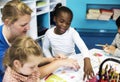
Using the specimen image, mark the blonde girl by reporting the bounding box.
[3,35,43,82]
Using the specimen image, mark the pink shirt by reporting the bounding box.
[3,66,40,82]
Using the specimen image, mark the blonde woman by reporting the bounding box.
[0,0,32,80]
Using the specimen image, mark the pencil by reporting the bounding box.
[95,44,105,47]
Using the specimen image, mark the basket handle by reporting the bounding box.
[98,58,120,79]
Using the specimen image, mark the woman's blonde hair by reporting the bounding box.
[3,35,43,68]
[2,0,33,24]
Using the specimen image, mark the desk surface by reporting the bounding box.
[41,48,120,82]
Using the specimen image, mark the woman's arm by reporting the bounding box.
[39,58,80,79]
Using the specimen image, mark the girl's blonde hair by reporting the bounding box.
[3,35,43,68]
[2,0,33,24]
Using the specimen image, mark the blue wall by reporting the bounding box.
[67,0,120,30]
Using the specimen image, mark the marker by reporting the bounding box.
[95,44,105,47]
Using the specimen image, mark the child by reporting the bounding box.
[2,35,44,82]
[103,16,120,57]
[3,35,80,82]
[43,3,94,80]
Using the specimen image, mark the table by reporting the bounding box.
[41,48,120,82]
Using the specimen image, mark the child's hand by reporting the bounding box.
[55,54,67,59]
[83,57,94,80]
[102,44,108,49]
[58,58,80,71]
[104,45,116,55]
[103,44,110,53]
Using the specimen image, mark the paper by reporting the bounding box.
[53,67,82,82]
[45,73,66,82]
[41,48,120,82]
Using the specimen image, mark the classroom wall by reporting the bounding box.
[66,0,120,30]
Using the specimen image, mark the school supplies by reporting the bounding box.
[45,73,66,82]
[95,44,105,47]
[98,58,120,82]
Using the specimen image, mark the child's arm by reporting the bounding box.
[42,35,53,57]
[39,58,80,79]
[38,57,56,67]
[72,29,94,80]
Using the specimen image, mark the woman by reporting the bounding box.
[0,0,32,81]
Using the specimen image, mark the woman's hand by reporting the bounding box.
[55,54,67,59]
[57,58,80,71]
[46,57,57,62]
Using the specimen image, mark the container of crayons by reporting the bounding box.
[97,58,120,82]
